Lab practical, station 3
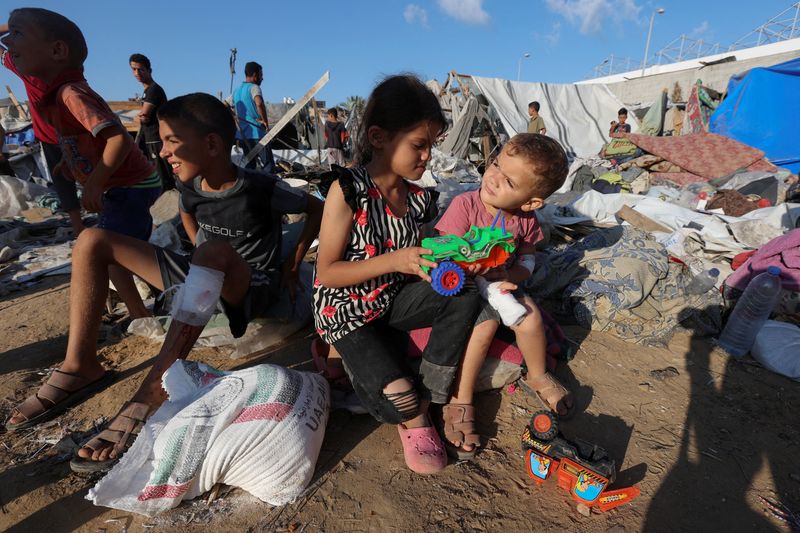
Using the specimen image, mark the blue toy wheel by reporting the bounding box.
[430,261,465,296]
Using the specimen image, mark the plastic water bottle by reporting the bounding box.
[717,266,783,358]
[685,268,720,295]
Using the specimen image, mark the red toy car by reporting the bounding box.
[521,410,640,513]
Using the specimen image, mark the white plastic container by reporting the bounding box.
[751,320,800,381]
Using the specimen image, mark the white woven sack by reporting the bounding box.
[88,360,329,516]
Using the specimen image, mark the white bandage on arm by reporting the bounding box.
[475,276,527,327]
[171,265,225,326]
[516,254,536,275]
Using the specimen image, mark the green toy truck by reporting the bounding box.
[421,211,516,296]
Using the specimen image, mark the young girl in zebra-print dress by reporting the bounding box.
[313,75,482,474]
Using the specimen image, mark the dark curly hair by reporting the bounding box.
[355,74,445,165]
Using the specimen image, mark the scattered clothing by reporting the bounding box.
[706,189,759,217]
[525,226,722,346]
[724,229,800,317]
[602,138,638,158]
[572,165,595,193]
[725,229,800,291]
[682,81,719,134]
[592,172,631,194]
[649,172,706,187]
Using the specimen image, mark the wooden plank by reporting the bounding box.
[311,97,322,165]
[243,71,330,166]
[616,205,672,234]
[5,85,29,119]
[106,100,142,112]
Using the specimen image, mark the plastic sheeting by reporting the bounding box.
[0,175,49,218]
[710,57,800,173]
[537,190,800,260]
[470,76,637,158]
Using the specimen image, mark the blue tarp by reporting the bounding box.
[710,57,800,173]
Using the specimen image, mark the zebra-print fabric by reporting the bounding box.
[313,166,434,344]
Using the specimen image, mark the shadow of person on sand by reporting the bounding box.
[3,483,107,533]
[644,305,800,532]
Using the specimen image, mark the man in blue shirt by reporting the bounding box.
[232,61,275,172]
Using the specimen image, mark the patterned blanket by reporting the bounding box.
[626,132,768,179]
[525,226,722,346]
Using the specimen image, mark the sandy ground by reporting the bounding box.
[0,275,798,533]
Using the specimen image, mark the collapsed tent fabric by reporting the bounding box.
[439,96,480,159]
[710,57,800,173]
[470,76,636,158]
[639,90,667,136]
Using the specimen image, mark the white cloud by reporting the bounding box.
[437,0,490,25]
[403,4,429,27]
[546,22,562,46]
[545,0,641,34]
[691,21,710,37]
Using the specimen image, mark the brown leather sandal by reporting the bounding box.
[6,370,116,432]
[523,372,574,418]
[441,404,481,460]
[70,401,153,473]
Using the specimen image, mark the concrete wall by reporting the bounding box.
[600,49,800,106]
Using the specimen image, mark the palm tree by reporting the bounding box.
[340,95,366,115]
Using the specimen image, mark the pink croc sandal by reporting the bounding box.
[397,423,447,474]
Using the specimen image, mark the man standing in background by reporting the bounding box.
[130,53,172,189]
[231,61,275,172]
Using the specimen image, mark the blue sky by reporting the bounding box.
[2,0,795,107]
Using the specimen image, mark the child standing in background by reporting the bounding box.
[324,107,347,167]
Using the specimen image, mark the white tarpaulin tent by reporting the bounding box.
[470,76,638,158]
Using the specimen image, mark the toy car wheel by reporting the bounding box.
[430,261,465,296]
[529,410,558,442]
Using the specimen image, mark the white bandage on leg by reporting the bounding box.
[516,254,536,275]
[171,265,225,326]
[475,275,527,327]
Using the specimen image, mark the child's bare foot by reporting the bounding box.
[524,372,574,417]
